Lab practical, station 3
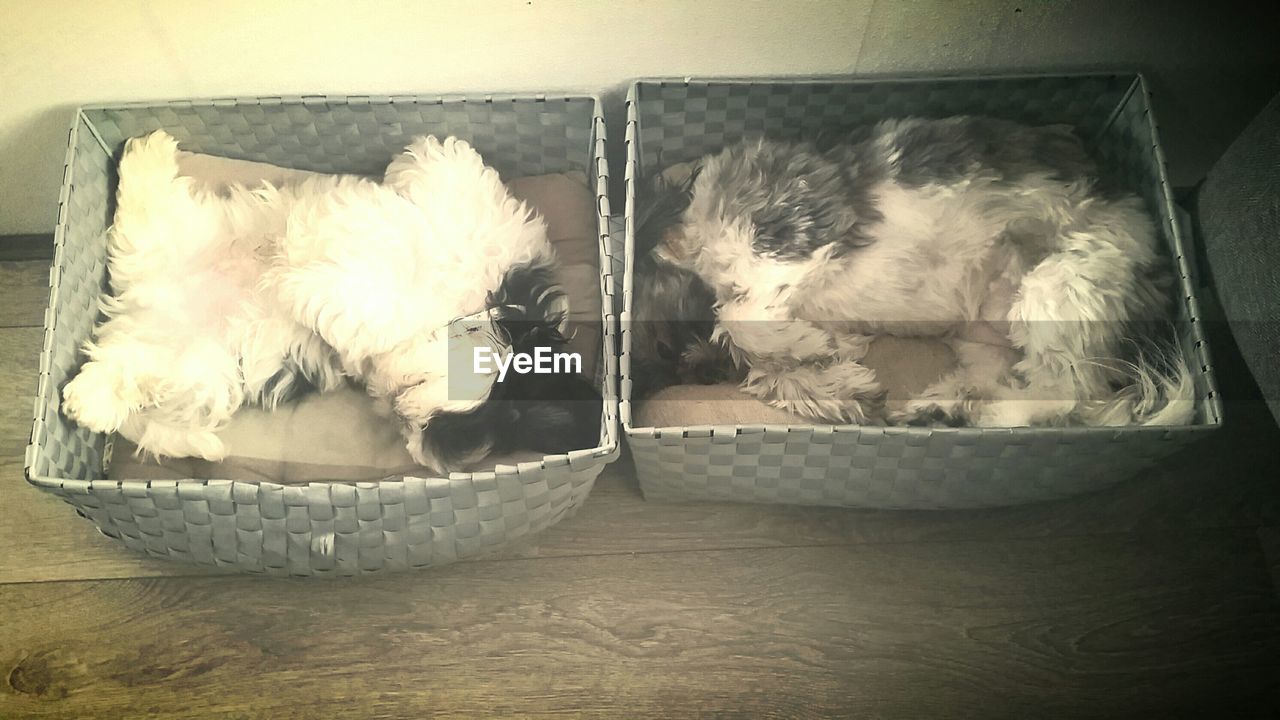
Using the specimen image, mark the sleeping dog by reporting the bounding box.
[631,116,1193,428]
[62,131,599,470]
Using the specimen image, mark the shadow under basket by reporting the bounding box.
[25,93,620,576]
[620,73,1222,509]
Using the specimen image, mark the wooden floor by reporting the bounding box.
[3,248,1280,719]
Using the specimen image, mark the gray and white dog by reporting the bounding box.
[631,116,1194,427]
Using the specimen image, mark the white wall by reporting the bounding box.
[2,0,1276,234]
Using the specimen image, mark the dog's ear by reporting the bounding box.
[653,223,699,265]
[635,163,701,259]
[487,260,571,350]
[506,373,602,453]
[415,400,497,471]
[422,356,602,469]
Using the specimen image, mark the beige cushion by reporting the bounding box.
[507,172,601,373]
[633,335,958,427]
[111,386,548,483]
[109,152,599,484]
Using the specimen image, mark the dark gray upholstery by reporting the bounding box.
[1196,92,1280,425]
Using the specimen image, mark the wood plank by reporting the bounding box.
[0,326,202,582]
[0,453,222,583]
[0,327,41,443]
[12,441,1280,586]
[0,260,49,328]
[10,429,1280,586]
[1,532,1278,718]
[545,421,1280,551]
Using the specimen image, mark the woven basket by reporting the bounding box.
[620,73,1222,509]
[25,93,619,575]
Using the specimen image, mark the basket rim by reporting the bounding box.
[628,70,1139,88]
[26,92,620,490]
[78,91,603,112]
[619,70,1224,438]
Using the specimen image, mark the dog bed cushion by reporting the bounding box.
[632,336,959,427]
[109,151,600,484]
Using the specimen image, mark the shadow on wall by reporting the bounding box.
[0,104,78,233]
[8,67,1279,237]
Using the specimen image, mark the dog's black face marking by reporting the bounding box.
[259,364,315,406]
[904,404,971,428]
[628,263,728,399]
[634,164,701,259]
[628,139,890,396]
[629,169,736,399]
[423,370,602,469]
[700,139,886,261]
[486,261,569,346]
[254,348,343,409]
[889,116,1098,188]
[420,261,602,469]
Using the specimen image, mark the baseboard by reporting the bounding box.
[0,234,54,261]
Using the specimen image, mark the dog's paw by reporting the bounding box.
[888,375,990,428]
[777,395,881,425]
[972,398,1076,428]
[394,135,482,173]
[154,431,228,463]
[833,333,874,362]
[889,401,971,428]
[187,432,228,462]
[61,369,137,433]
[121,130,181,176]
[115,130,184,213]
[122,416,228,462]
[742,360,884,425]
[384,135,496,210]
[756,384,885,425]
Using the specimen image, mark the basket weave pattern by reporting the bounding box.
[621,74,1220,509]
[26,94,619,575]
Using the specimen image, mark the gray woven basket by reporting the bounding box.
[620,73,1222,509]
[24,93,619,575]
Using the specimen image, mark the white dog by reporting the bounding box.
[62,130,599,471]
[633,117,1194,427]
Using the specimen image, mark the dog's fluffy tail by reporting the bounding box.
[1077,341,1197,427]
